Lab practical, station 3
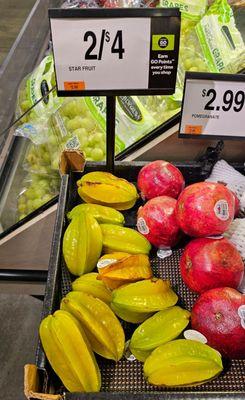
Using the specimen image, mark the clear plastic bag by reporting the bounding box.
[50,96,157,158]
[50,97,106,161]
[139,95,181,125]
[17,171,60,221]
[15,54,62,125]
[195,0,245,74]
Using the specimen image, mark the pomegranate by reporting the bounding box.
[137,196,181,248]
[180,237,244,293]
[191,287,245,359]
[175,182,235,237]
[137,160,185,200]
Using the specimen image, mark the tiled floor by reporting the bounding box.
[0,0,36,65]
[0,294,43,400]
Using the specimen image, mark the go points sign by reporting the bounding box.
[152,35,175,51]
[49,8,180,96]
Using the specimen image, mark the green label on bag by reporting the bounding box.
[196,12,245,73]
[118,97,142,122]
[152,35,175,51]
[159,0,207,19]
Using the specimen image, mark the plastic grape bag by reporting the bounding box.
[116,96,157,148]
[159,0,208,23]
[196,0,245,73]
[15,54,63,145]
[50,96,157,160]
[50,97,106,162]
[17,171,60,221]
[158,1,209,101]
[139,95,181,124]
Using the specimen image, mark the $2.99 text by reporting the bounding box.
[202,89,245,113]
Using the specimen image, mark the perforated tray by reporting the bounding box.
[36,162,245,399]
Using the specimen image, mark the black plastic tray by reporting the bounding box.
[36,161,245,400]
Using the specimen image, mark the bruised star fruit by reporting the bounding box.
[97,252,152,289]
[77,171,138,210]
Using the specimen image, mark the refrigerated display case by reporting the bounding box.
[0,0,244,280]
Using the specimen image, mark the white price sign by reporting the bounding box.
[49,9,180,96]
[179,72,245,140]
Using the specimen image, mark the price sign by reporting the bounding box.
[179,72,245,140]
[49,8,180,96]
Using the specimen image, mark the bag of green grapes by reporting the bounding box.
[17,171,60,222]
[50,96,157,162]
[157,1,208,104]
[16,54,63,126]
[195,0,245,74]
[15,54,65,172]
[159,0,208,39]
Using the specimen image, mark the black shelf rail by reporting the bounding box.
[0,269,47,282]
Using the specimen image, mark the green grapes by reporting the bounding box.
[79,117,96,131]
[17,172,60,221]
[140,95,181,125]
[66,116,84,131]
[91,148,104,161]
[84,147,92,157]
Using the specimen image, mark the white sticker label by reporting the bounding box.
[157,248,173,259]
[184,329,208,344]
[238,305,245,329]
[137,217,149,235]
[65,135,80,150]
[214,200,229,221]
[97,259,117,269]
[124,340,136,362]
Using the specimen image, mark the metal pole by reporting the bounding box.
[106,96,116,173]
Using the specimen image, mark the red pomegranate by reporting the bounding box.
[137,160,185,200]
[191,287,245,359]
[137,196,181,248]
[180,237,244,293]
[175,182,235,237]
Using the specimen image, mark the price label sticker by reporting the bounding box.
[179,72,245,140]
[49,8,180,96]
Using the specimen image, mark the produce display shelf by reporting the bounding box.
[35,161,245,400]
[0,113,179,239]
[1,0,245,237]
